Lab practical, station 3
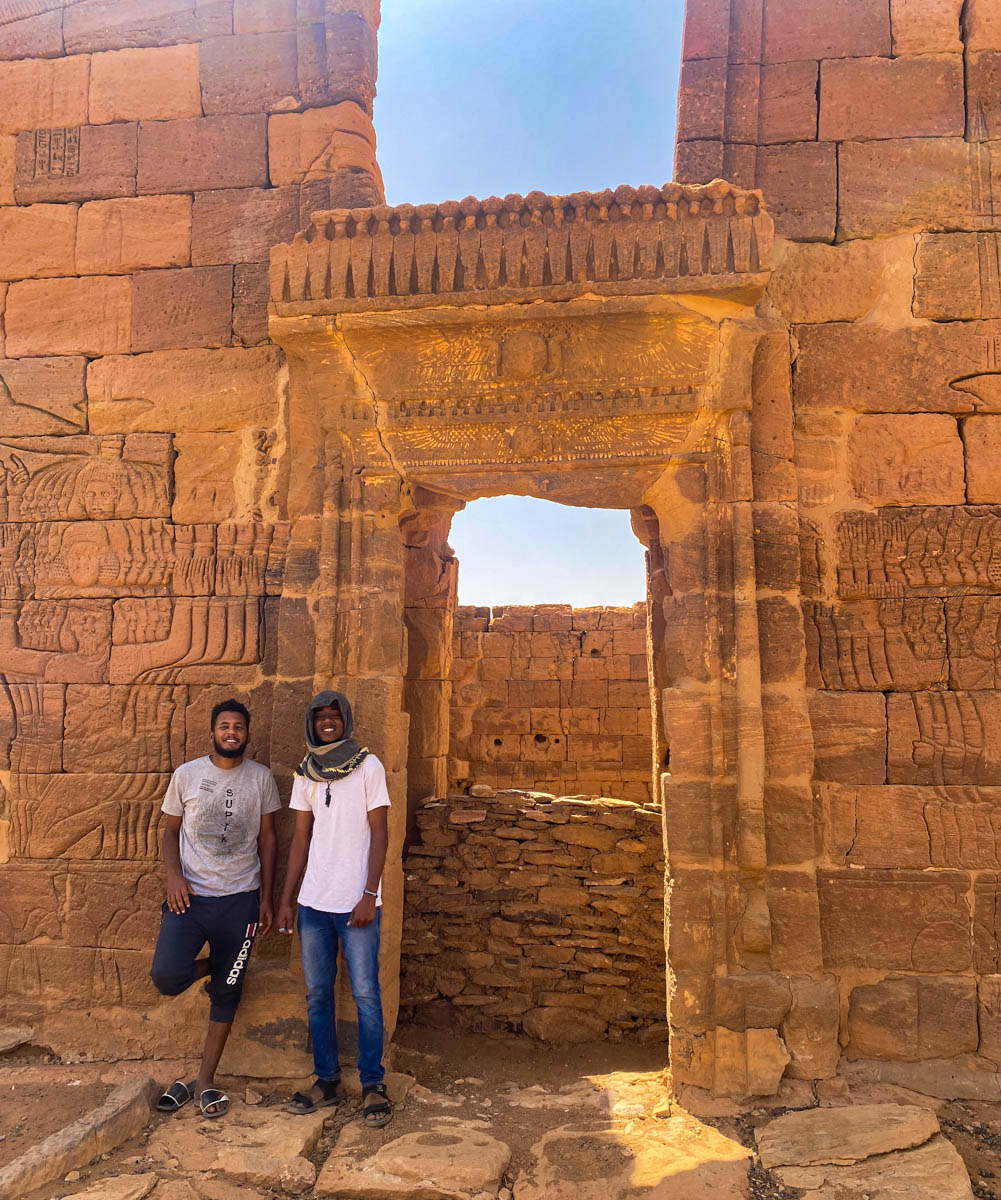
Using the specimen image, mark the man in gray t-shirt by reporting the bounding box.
[150,699,279,1119]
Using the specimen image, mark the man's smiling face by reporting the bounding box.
[313,703,345,745]
[213,711,249,759]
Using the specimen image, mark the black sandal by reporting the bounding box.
[286,1077,346,1114]
[155,1080,195,1114]
[362,1082,392,1128]
[197,1088,230,1118]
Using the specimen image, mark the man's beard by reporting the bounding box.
[213,738,246,759]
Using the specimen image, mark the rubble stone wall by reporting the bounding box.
[447,603,654,803]
[400,792,667,1041]
[677,0,1001,1094]
[0,0,384,1059]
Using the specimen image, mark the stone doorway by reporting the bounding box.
[269,182,800,1094]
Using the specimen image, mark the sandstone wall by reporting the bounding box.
[447,603,654,803]
[677,0,1001,1094]
[0,0,384,1058]
[400,791,667,1042]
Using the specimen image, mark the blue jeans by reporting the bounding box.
[297,904,385,1087]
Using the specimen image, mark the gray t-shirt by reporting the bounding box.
[161,756,280,897]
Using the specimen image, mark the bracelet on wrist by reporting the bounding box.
[363,889,378,898]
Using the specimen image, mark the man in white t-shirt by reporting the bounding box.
[276,690,392,1126]
[150,698,279,1119]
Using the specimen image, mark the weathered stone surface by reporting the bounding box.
[775,1134,973,1198]
[676,58,726,142]
[268,102,379,186]
[0,354,86,433]
[713,1027,791,1100]
[820,55,964,141]
[138,114,268,194]
[848,414,965,506]
[767,238,886,323]
[233,261,270,345]
[0,55,89,134]
[0,133,13,204]
[838,137,976,239]
[757,1103,941,1168]
[5,275,132,357]
[961,416,1001,502]
[0,1078,155,1200]
[754,141,836,241]
[234,0,297,33]
[914,233,990,320]
[88,346,282,432]
[781,977,839,1079]
[805,600,947,692]
[0,9,64,60]
[60,1176,158,1200]
[513,1116,752,1200]
[761,0,890,60]
[89,44,201,123]
[63,0,232,54]
[315,1121,511,1199]
[523,1006,609,1042]
[847,975,979,1060]
[809,692,886,783]
[150,1100,324,1195]
[892,0,963,52]
[887,691,1001,785]
[76,195,192,274]
[0,203,76,281]
[191,185,300,265]
[131,265,233,352]
[14,122,138,204]
[0,1025,33,1052]
[200,30,298,115]
[818,869,972,971]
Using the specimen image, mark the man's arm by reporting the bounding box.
[161,813,193,913]
[276,809,314,935]
[257,810,277,936]
[348,806,389,928]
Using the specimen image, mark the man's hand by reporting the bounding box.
[166,871,193,914]
[348,893,377,928]
[276,902,296,935]
[258,898,273,937]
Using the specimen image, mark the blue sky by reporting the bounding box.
[374,1,684,605]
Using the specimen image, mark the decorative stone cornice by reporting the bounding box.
[269,180,772,314]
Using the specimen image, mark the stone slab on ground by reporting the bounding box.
[61,1174,159,1200]
[149,1100,325,1195]
[756,1102,941,1167]
[775,1133,973,1198]
[0,1077,156,1200]
[513,1116,751,1200]
[314,1119,511,1199]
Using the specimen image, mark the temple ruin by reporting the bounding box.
[1,0,1000,1102]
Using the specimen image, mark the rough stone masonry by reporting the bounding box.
[3,0,1001,1102]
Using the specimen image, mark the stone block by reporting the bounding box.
[0,203,77,281]
[63,0,232,54]
[975,876,1001,972]
[0,55,89,135]
[913,232,988,319]
[14,122,138,204]
[794,322,989,413]
[76,195,192,274]
[965,0,1001,50]
[681,0,730,58]
[838,137,975,239]
[63,685,184,774]
[199,30,298,115]
[966,51,1001,141]
[5,275,132,357]
[947,597,1001,689]
[131,265,233,352]
[138,115,268,194]
[847,975,978,1060]
[820,55,964,141]
[757,60,819,144]
[763,692,814,780]
[892,0,963,52]
[324,10,378,110]
[763,0,891,60]
[809,692,886,784]
[818,869,972,971]
[0,355,86,434]
[888,691,1001,785]
[0,9,63,60]
[233,0,296,32]
[0,133,13,204]
[674,138,723,185]
[782,977,840,1079]
[676,58,727,142]
[963,416,1001,502]
[267,102,378,186]
[979,976,1001,1064]
[90,44,201,125]
[848,414,965,506]
[757,595,804,684]
[88,346,283,432]
[191,185,301,265]
[754,142,837,242]
[767,238,887,323]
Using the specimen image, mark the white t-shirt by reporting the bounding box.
[289,754,391,913]
[161,757,280,897]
